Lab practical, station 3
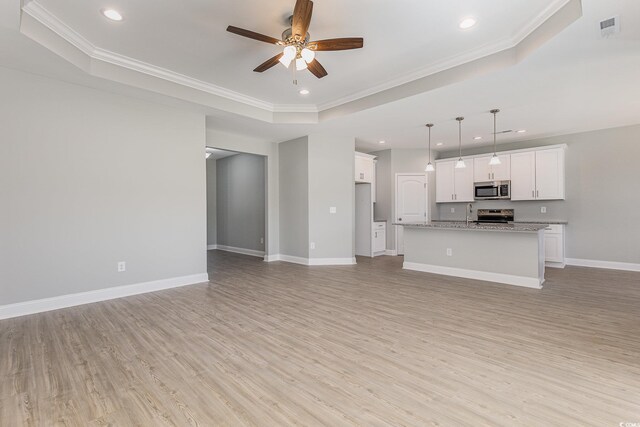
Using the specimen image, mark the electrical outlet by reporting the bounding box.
[450,207,455,213]
[117,261,126,272]
[446,248,453,257]
[260,237,264,244]
[541,207,547,214]
[310,242,316,250]
[329,207,337,214]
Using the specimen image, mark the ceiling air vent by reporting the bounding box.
[600,16,620,38]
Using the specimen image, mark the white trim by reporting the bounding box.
[308,257,357,266]
[207,244,218,250]
[545,261,566,269]
[403,262,543,289]
[262,254,357,266]
[215,245,265,258]
[566,258,640,272]
[22,0,576,117]
[317,0,574,111]
[385,249,398,256]
[0,273,209,320]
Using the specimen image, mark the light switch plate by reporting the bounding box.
[450,207,455,213]
[541,207,547,213]
[329,207,337,214]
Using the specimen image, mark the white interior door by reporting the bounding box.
[396,174,427,255]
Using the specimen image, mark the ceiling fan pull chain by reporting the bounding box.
[292,62,298,85]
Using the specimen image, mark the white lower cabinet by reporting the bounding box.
[373,222,386,255]
[544,224,565,267]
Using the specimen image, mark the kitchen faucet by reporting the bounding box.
[466,203,473,226]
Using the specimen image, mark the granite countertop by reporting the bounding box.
[393,221,548,233]
[431,220,568,225]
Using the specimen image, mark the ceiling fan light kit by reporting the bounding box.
[226,0,363,81]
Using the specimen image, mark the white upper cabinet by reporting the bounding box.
[454,161,475,202]
[511,148,565,201]
[436,159,474,202]
[535,149,565,200]
[510,152,537,200]
[436,160,455,202]
[473,154,511,182]
[355,152,375,183]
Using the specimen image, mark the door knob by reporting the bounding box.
[398,218,402,221]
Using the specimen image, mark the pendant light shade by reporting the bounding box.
[489,109,502,166]
[425,123,435,172]
[455,117,466,169]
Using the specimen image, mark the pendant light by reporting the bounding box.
[455,117,466,169]
[489,109,502,166]
[425,123,435,172]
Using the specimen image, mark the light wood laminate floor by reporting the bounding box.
[2,251,640,426]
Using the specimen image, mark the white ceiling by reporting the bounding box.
[2,0,639,153]
[26,0,569,107]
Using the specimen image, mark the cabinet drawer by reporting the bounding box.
[373,222,386,230]
[543,224,563,234]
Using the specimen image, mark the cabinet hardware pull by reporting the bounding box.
[532,190,535,198]
[536,190,539,198]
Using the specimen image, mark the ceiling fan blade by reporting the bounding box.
[292,0,313,40]
[226,26,281,45]
[308,38,363,51]
[307,59,327,78]
[254,53,285,72]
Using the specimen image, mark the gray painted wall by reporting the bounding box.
[0,66,207,305]
[437,124,640,263]
[278,137,309,258]
[216,154,266,252]
[308,135,355,260]
[206,130,279,257]
[206,159,217,246]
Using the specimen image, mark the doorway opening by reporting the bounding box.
[206,147,267,269]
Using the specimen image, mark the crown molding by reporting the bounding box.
[317,0,573,111]
[21,0,577,120]
[22,1,277,112]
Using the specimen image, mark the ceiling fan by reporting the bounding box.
[226,0,363,80]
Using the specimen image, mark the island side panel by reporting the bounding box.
[402,227,544,288]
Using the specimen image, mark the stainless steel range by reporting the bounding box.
[476,209,514,224]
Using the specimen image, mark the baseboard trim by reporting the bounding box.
[385,249,398,256]
[403,262,543,289]
[263,254,356,266]
[566,258,640,272]
[0,273,210,320]
[215,245,265,258]
[546,261,566,269]
[207,244,218,250]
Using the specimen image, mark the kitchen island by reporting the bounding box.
[395,221,548,288]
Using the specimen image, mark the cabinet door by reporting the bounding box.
[544,233,563,263]
[491,154,511,181]
[435,161,455,203]
[453,160,474,202]
[374,229,386,253]
[535,149,565,200]
[474,156,493,182]
[510,152,536,200]
[355,156,371,183]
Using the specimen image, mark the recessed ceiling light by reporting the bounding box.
[473,136,482,140]
[102,9,123,21]
[459,17,477,30]
[436,142,444,146]
[379,140,386,144]
[516,129,527,133]
[299,89,310,95]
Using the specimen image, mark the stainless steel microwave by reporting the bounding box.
[474,181,511,200]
